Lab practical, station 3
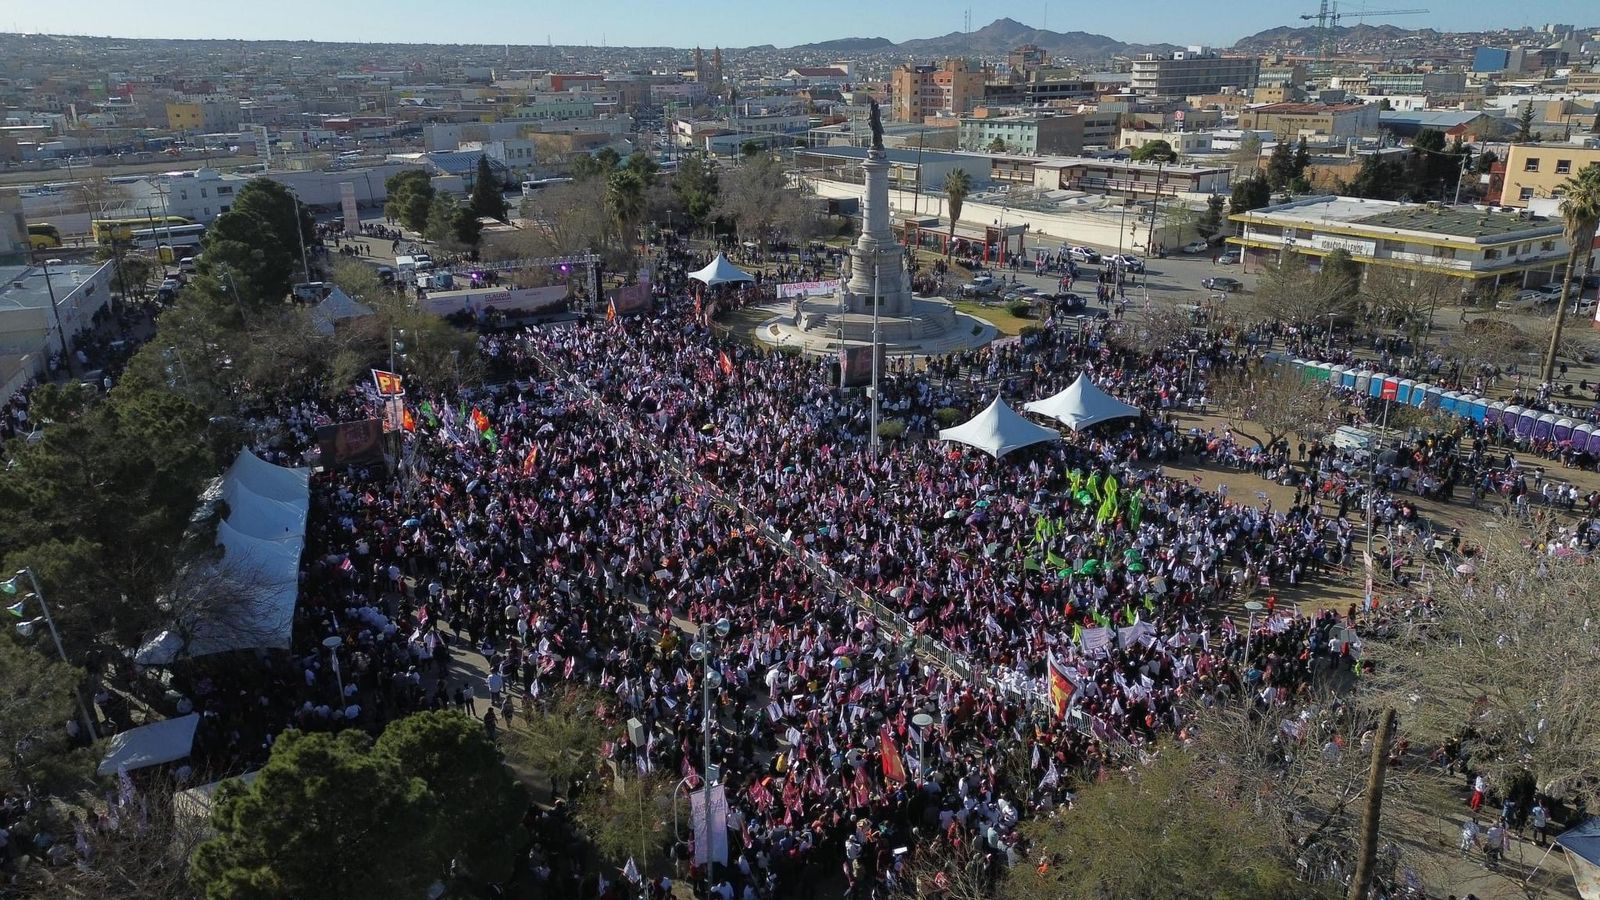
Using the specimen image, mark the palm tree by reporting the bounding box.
[1542,165,1600,382]
[605,169,647,259]
[943,168,971,262]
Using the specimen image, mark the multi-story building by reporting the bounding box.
[1131,49,1260,98]
[1238,101,1379,141]
[957,113,1084,156]
[1228,195,1570,295]
[890,59,983,123]
[165,97,241,133]
[1364,72,1467,95]
[1032,157,1233,198]
[1496,143,1600,207]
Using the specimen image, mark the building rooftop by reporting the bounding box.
[1246,101,1371,114]
[0,264,104,312]
[1377,110,1494,127]
[1234,195,1564,242]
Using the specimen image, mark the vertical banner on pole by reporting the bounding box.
[688,784,729,865]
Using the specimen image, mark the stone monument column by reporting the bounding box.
[844,149,912,316]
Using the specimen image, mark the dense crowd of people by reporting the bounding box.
[156,235,1389,896]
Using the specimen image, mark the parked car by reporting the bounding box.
[1495,286,1559,311]
[1053,292,1087,311]
[1068,246,1102,264]
[960,275,1001,297]
[1181,240,1209,254]
[1105,254,1144,272]
[1201,276,1242,292]
[1216,249,1242,264]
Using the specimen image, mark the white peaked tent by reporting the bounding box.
[308,286,375,335]
[938,396,1060,459]
[688,253,755,286]
[135,450,310,665]
[1023,374,1142,432]
[97,713,200,776]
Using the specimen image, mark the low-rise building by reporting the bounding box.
[1032,156,1232,198]
[1237,101,1379,141]
[957,113,1084,156]
[0,260,114,368]
[1227,195,1570,295]
[1118,128,1214,155]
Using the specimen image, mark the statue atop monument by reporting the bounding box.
[868,99,884,152]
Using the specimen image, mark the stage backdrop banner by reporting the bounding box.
[316,419,385,468]
[839,345,883,388]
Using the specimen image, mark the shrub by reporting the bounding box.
[933,407,965,427]
[876,419,907,439]
[1006,300,1032,319]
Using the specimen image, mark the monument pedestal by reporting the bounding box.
[756,149,995,358]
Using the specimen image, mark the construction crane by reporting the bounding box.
[1300,2,1430,59]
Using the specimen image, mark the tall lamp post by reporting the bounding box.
[4,568,99,740]
[689,617,731,895]
[1242,599,1265,667]
[38,258,71,368]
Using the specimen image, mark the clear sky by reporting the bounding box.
[4,0,1594,49]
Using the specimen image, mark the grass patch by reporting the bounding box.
[953,299,1027,336]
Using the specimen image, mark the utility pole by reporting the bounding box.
[1347,708,1397,900]
[869,263,881,457]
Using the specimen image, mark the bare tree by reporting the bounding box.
[1111,306,1194,356]
[17,776,212,899]
[1211,363,1345,450]
[1365,530,1600,808]
[1243,253,1359,328]
[71,172,132,218]
[1358,268,1463,349]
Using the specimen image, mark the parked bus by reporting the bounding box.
[26,223,62,249]
[520,177,573,196]
[92,216,193,246]
[128,223,206,262]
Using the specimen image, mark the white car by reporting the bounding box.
[1068,246,1102,264]
[1495,286,1560,311]
[1181,240,1209,254]
[1105,254,1144,272]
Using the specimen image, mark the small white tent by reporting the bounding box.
[97,713,200,776]
[308,286,375,336]
[688,253,755,287]
[938,396,1060,459]
[1023,374,1142,432]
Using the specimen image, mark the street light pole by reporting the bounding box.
[9,568,99,741]
[869,263,881,458]
[690,617,730,895]
[37,258,73,371]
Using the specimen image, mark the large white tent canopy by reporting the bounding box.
[1023,374,1142,432]
[135,450,309,665]
[938,396,1060,459]
[308,286,375,336]
[688,253,755,286]
[97,713,200,776]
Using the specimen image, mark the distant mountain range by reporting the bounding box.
[786,17,1179,61]
[1230,22,1445,52]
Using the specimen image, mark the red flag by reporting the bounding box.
[694,293,703,320]
[1047,653,1077,719]
[521,444,539,476]
[606,299,617,322]
[402,408,416,432]
[371,369,405,396]
[878,725,907,784]
[718,351,734,377]
[470,408,490,433]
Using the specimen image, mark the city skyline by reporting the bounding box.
[5,0,1597,51]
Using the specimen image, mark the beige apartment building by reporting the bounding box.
[1498,143,1600,207]
[890,59,984,124]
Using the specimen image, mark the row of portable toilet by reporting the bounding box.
[1267,355,1600,454]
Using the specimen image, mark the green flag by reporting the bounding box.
[1127,490,1143,528]
[482,427,497,445]
[1024,557,1042,572]
[1072,622,1083,644]
[420,400,438,427]
[1046,551,1067,571]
